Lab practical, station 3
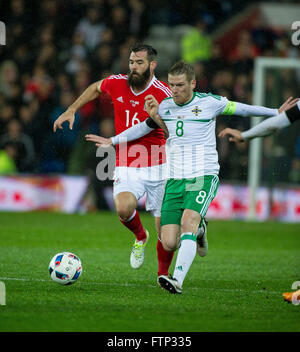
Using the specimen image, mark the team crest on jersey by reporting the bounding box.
[130,100,139,107]
[192,106,201,116]
[117,96,123,103]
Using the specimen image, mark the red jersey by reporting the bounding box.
[99,74,172,167]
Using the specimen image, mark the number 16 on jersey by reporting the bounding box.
[126,110,141,127]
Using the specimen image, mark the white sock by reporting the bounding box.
[173,232,197,288]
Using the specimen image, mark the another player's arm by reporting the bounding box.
[221,96,298,118]
[53,80,104,132]
[218,101,300,142]
[111,94,169,141]
[85,118,163,147]
[85,94,169,147]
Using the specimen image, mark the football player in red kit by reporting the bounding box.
[53,44,174,278]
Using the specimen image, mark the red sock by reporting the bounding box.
[119,209,147,242]
[157,239,174,277]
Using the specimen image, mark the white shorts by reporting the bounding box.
[113,166,166,217]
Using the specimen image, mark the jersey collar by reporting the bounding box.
[174,92,196,107]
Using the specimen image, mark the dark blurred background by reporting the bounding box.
[0,0,299,211]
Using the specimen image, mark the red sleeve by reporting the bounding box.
[99,74,127,98]
[99,76,113,96]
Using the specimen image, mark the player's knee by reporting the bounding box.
[162,241,176,252]
[116,204,136,221]
[161,237,177,252]
[115,194,137,221]
[181,214,201,234]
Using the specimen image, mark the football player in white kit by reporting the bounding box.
[86,61,296,294]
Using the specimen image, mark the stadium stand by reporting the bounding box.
[0,0,299,197]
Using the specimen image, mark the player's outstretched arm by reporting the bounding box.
[85,119,158,148]
[218,128,243,142]
[219,99,300,143]
[222,96,298,118]
[85,134,113,148]
[218,104,300,142]
[53,80,103,132]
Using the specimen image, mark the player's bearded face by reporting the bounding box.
[128,63,151,89]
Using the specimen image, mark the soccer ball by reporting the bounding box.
[49,252,82,285]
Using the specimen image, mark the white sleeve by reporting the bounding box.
[241,111,291,141]
[214,96,230,116]
[234,102,278,117]
[111,120,154,145]
[221,100,278,117]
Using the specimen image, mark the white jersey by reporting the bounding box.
[158,92,229,179]
[111,91,278,179]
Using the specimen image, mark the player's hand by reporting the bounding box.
[85,134,112,148]
[145,94,159,118]
[145,95,169,138]
[278,96,299,114]
[218,128,244,143]
[53,109,75,132]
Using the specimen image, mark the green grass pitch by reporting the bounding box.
[0,211,299,332]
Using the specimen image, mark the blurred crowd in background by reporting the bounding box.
[0,0,299,194]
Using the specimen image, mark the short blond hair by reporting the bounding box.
[168,60,195,82]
